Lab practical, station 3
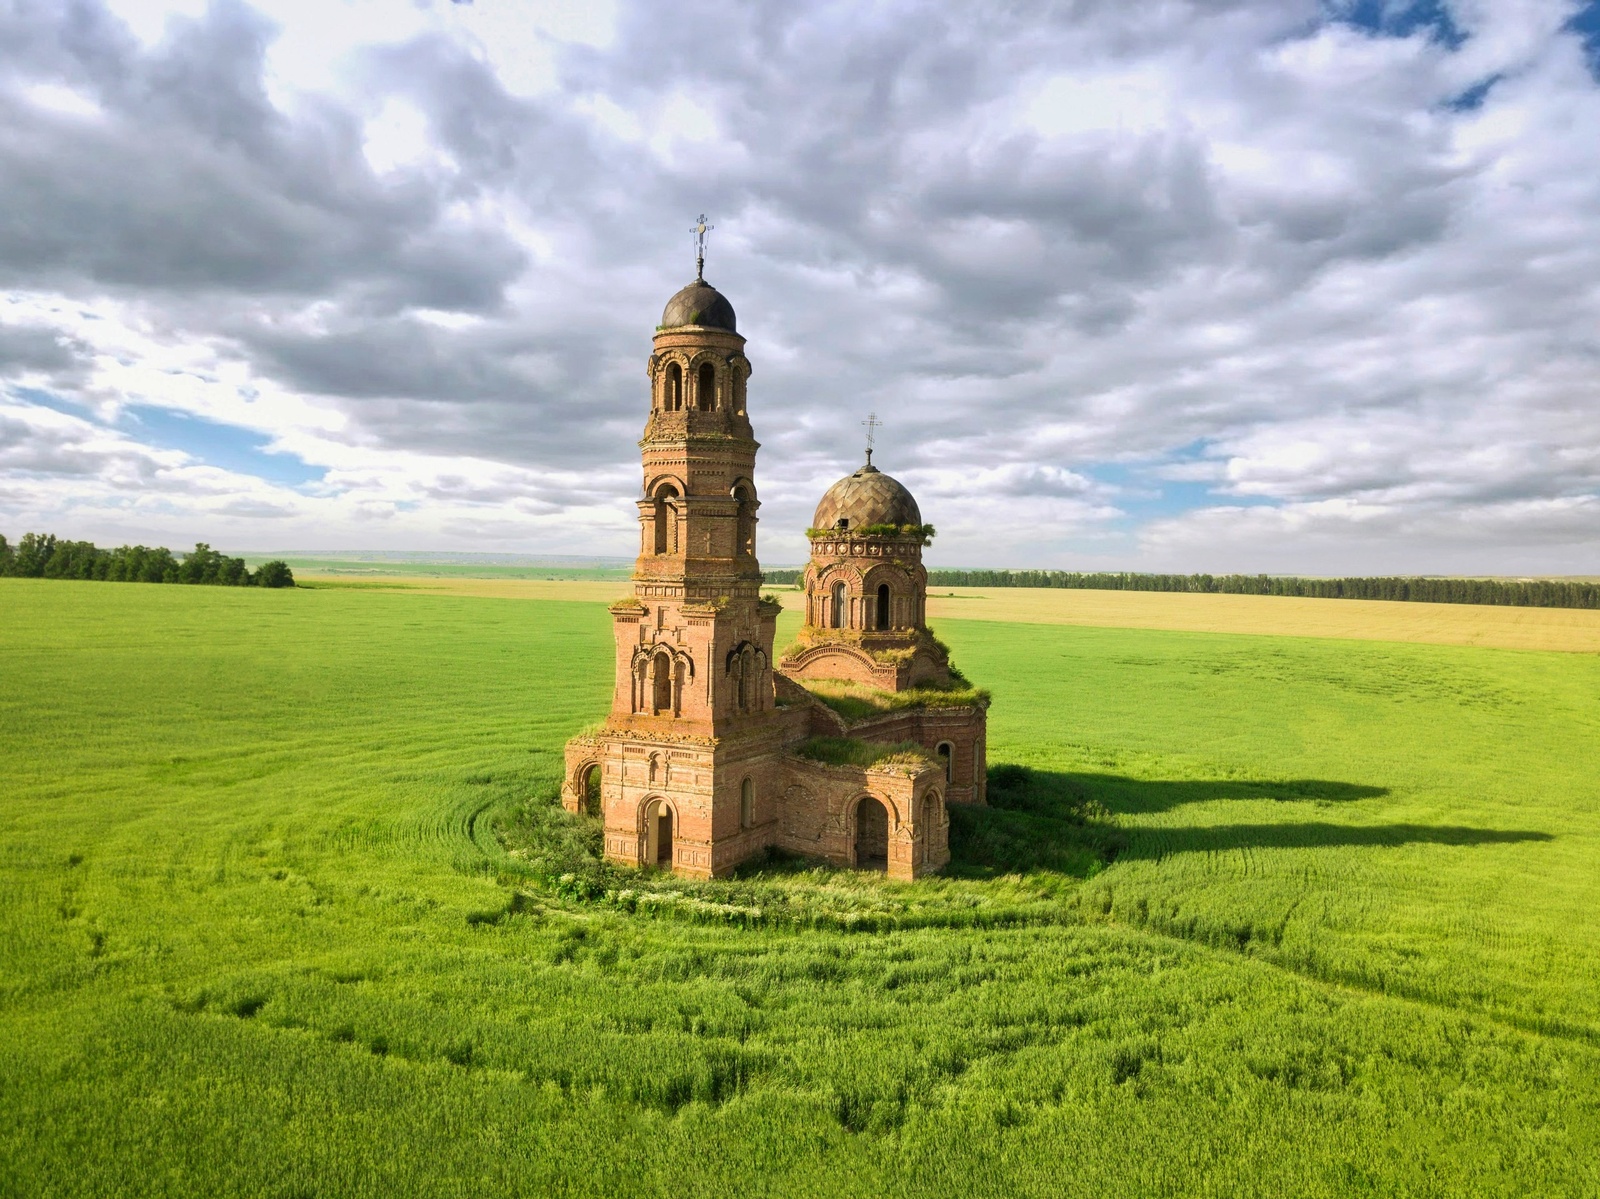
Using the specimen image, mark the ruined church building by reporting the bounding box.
[562,254,988,880]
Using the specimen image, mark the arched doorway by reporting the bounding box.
[580,763,601,816]
[697,362,716,410]
[876,583,891,630]
[831,581,847,629]
[936,742,953,783]
[854,796,889,871]
[647,800,674,868]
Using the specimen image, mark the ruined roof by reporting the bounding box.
[660,280,737,332]
[812,462,922,531]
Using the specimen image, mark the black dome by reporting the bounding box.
[661,280,736,331]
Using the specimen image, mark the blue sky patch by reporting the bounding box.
[119,405,325,487]
[1328,0,1466,48]
[1569,2,1600,77]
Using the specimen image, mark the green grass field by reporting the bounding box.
[2,578,1598,1197]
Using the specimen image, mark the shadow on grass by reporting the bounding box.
[1056,770,1390,814]
[1118,822,1553,860]
[948,765,1550,880]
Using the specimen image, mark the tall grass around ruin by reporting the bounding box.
[2,578,1598,1197]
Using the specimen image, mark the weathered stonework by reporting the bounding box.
[561,272,986,879]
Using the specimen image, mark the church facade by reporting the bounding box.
[561,269,986,880]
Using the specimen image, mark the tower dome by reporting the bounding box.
[812,462,921,531]
[661,280,737,332]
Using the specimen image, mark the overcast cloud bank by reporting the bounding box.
[1,0,1597,573]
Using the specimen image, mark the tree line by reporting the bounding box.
[761,567,1600,609]
[0,533,294,588]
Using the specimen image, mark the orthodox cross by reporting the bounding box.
[862,412,882,466]
[692,214,713,281]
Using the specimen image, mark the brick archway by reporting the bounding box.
[853,795,889,871]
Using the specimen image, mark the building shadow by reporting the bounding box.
[1114,821,1553,861]
[946,765,1551,880]
[989,764,1390,816]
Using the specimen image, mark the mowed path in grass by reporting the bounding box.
[2,578,1599,1196]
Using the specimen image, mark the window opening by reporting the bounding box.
[697,363,716,411]
[665,362,683,410]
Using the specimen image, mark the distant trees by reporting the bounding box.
[759,567,1600,610]
[0,533,294,588]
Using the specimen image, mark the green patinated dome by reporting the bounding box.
[813,462,921,531]
[661,280,737,331]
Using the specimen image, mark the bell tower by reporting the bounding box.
[563,226,786,877]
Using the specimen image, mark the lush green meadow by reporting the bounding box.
[2,578,1598,1197]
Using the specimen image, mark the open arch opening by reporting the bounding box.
[831,581,847,629]
[652,485,679,555]
[652,652,674,715]
[936,742,953,783]
[647,800,674,867]
[876,583,891,630]
[733,484,755,558]
[854,796,889,871]
[579,763,602,816]
[665,362,683,411]
[697,362,716,411]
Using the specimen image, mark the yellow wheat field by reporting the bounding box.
[296,574,1600,653]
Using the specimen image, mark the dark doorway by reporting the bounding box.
[655,804,674,866]
[854,796,889,871]
[582,764,601,816]
[876,583,891,630]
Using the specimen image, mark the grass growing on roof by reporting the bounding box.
[790,736,932,768]
[796,676,991,721]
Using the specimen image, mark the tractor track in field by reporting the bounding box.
[1102,911,1600,1052]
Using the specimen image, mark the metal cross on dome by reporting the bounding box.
[862,412,882,466]
[692,214,713,281]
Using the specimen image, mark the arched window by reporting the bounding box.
[733,485,755,558]
[652,652,674,715]
[653,485,678,555]
[936,742,953,784]
[740,777,754,829]
[665,362,683,411]
[697,362,716,411]
[831,581,847,629]
[876,583,891,631]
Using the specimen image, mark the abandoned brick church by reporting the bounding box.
[561,262,987,880]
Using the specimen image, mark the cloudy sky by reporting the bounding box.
[2,0,1598,573]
